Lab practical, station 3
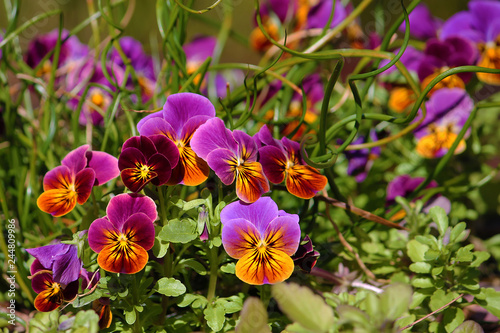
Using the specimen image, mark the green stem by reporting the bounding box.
[207,245,218,302]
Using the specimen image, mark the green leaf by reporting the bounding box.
[430,206,448,236]
[449,222,467,244]
[380,284,412,321]
[424,249,441,261]
[337,305,369,325]
[362,291,380,320]
[124,308,136,325]
[181,198,206,211]
[411,277,434,289]
[72,310,100,332]
[475,288,500,318]
[455,244,474,262]
[235,297,271,333]
[178,294,197,307]
[159,218,198,243]
[409,262,432,274]
[218,295,243,314]
[470,251,490,267]
[452,320,484,333]
[152,225,170,258]
[71,289,103,308]
[156,277,187,297]
[178,258,207,275]
[220,262,236,274]
[429,290,460,312]
[272,282,335,332]
[204,303,225,332]
[283,323,318,333]
[396,314,416,332]
[407,240,429,262]
[442,307,464,333]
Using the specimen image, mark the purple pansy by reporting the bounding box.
[398,4,442,40]
[342,131,381,183]
[306,0,347,29]
[191,117,270,203]
[137,92,216,186]
[220,197,301,285]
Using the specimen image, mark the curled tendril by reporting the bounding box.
[173,0,223,14]
[300,134,339,169]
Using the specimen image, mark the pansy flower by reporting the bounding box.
[30,259,80,312]
[398,4,442,40]
[137,93,215,186]
[220,197,301,285]
[26,243,82,286]
[191,117,270,203]
[88,193,157,274]
[66,59,125,126]
[440,1,500,85]
[413,88,474,159]
[80,270,113,329]
[37,145,119,217]
[25,29,89,81]
[291,235,320,273]
[387,175,451,221]
[118,135,179,192]
[255,125,327,199]
[110,36,156,102]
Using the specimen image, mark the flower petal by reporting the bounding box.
[148,134,180,168]
[233,130,258,161]
[138,117,177,141]
[85,151,120,185]
[190,117,237,160]
[31,271,54,294]
[118,147,147,171]
[43,165,74,191]
[122,136,157,159]
[26,244,68,271]
[120,168,157,192]
[34,287,63,312]
[221,217,261,259]
[148,153,172,186]
[37,189,78,217]
[235,247,295,285]
[122,213,156,251]
[258,146,287,184]
[97,240,149,274]
[235,161,270,203]
[61,145,89,174]
[263,216,301,256]
[88,217,119,253]
[74,168,96,205]
[220,197,278,234]
[206,148,237,185]
[52,245,82,286]
[106,193,158,229]
[286,165,327,199]
[169,146,210,186]
[136,111,164,134]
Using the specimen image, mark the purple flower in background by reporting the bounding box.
[441,0,500,85]
[25,29,89,79]
[342,131,381,183]
[398,4,442,40]
[413,88,474,159]
[306,0,347,29]
[66,60,125,126]
[137,92,215,186]
[26,243,82,286]
[387,175,451,220]
[191,117,270,203]
[110,36,156,102]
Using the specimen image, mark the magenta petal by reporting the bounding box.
[184,36,217,63]
[137,111,164,133]
[258,146,287,184]
[106,193,158,229]
[30,259,46,275]
[85,151,120,185]
[254,125,279,148]
[221,217,261,259]
[148,153,172,186]
[206,148,237,185]
[61,145,89,174]
[233,130,258,161]
[180,115,215,142]
[62,280,80,301]
[122,212,155,251]
[190,118,237,160]
[88,217,117,253]
[26,243,68,270]
[162,93,216,134]
[122,136,157,159]
[52,245,81,286]
[118,147,147,171]
[263,216,301,256]
[43,165,73,191]
[469,0,500,42]
[74,168,96,205]
[220,197,279,234]
[398,4,441,40]
[139,117,177,139]
[148,135,180,168]
[440,12,483,42]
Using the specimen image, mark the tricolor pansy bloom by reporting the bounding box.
[118,135,179,192]
[254,125,327,199]
[37,145,119,217]
[137,92,215,186]
[88,193,157,274]
[26,243,82,286]
[220,197,301,285]
[191,117,270,203]
[413,88,473,159]
[30,259,80,312]
[440,0,500,85]
[110,36,156,102]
